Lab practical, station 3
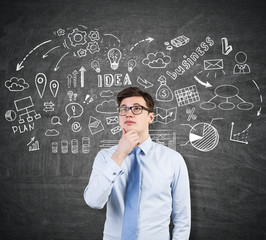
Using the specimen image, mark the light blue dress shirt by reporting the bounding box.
[84,136,191,240]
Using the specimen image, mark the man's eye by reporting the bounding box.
[133,107,141,111]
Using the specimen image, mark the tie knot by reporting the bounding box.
[134,147,142,155]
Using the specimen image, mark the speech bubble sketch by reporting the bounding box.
[96,100,118,114]
[5,77,29,92]
[50,80,59,97]
[233,51,251,74]
[65,103,84,122]
[142,52,171,68]
[35,73,47,98]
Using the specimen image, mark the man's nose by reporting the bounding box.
[125,109,134,117]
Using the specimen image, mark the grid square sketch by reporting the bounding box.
[174,85,200,107]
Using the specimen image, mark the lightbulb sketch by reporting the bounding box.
[91,60,101,73]
[230,122,251,144]
[200,84,254,111]
[181,118,222,152]
[107,48,121,70]
[127,59,137,72]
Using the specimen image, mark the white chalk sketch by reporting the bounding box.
[51,116,62,125]
[52,142,58,153]
[71,139,79,154]
[130,37,154,51]
[68,28,87,47]
[142,52,171,68]
[98,73,132,87]
[137,77,154,89]
[156,76,174,102]
[54,52,69,71]
[174,85,200,107]
[27,137,40,152]
[149,130,177,151]
[100,90,114,98]
[221,37,233,55]
[67,91,74,101]
[83,94,94,104]
[88,116,104,135]
[82,137,90,153]
[204,59,224,71]
[61,140,68,153]
[5,77,29,91]
[164,41,173,51]
[111,126,122,135]
[16,39,52,71]
[107,48,122,70]
[14,96,41,124]
[153,107,177,124]
[186,107,197,121]
[95,100,118,114]
[79,66,86,87]
[65,103,84,122]
[166,70,177,80]
[45,129,59,137]
[230,122,251,144]
[50,80,59,97]
[200,85,254,111]
[233,51,250,74]
[35,73,47,98]
[193,76,212,88]
[128,59,137,72]
[171,35,189,48]
[5,110,17,122]
[106,116,119,125]
[87,41,100,54]
[88,30,100,41]
[43,101,55,112]
[71,121,82,132]
[181,118,222,152]
[91,60,101,73]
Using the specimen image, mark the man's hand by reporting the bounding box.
[112,128,140,166]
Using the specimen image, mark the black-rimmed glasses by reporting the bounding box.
[118,105,152,116]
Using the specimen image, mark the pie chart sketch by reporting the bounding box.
[181,118,222,152]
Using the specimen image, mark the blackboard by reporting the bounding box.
[1,0,266,239]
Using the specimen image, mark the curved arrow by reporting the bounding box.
[193,75,212,88]
[16,40,52,71]
[130,37,154,51]
[54,52,69,71]
[43,45,60,58]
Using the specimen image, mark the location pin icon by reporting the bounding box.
[50,80,59,98]
[35,73,47,98]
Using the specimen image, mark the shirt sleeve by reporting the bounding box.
[83,149,124,209]
[171,153,191,240]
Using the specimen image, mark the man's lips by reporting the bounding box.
[124,120,136,124]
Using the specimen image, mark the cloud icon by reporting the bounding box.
[96,100,118,114]
[45,129,59,137]
[142,52,171,68]
[5,77,29,91]
[100,90,114,97]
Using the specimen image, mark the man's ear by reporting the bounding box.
[148,112,155,124]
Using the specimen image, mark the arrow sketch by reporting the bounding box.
[54,52,69,71]
[43,45,60,58]
[16,40,52,71]
[130,37,154,51]
[193,75,212,88]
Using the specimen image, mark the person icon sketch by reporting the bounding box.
[233,51,251,74]
[84,87,191,240]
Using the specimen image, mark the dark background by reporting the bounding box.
[0,0,266,239]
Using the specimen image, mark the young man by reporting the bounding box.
[84,87,191,240]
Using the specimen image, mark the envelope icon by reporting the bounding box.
[111,126,122,135]
[88,116,104,135]
[204,59,223,70]
[106,116,118,125]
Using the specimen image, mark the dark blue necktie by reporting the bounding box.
[121,147,141,240]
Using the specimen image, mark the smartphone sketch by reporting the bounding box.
[52,142,58,153]
[71,139,78,154]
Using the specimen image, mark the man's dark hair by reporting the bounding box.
[117,87,154,111]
